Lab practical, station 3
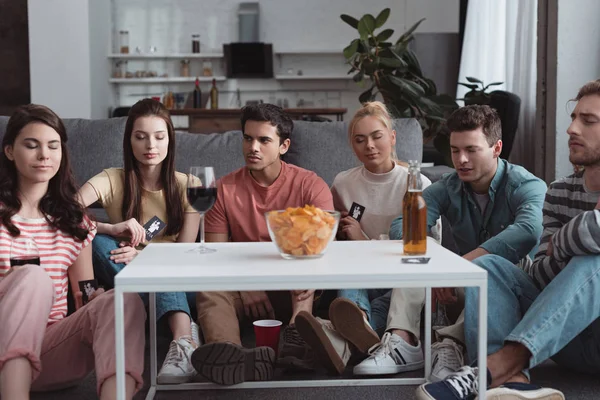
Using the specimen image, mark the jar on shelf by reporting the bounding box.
[119,30,129,54]
[192,34,200,53]
[180,59,190,77]
[202,61,213,76]
[113,60,127,78]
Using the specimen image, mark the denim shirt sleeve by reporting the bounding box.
[389,180,449,240]
[479,178,546,263]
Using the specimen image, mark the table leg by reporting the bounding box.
[115,288,126,400]
[478,280,488,400]
[424,286,432,380]
[149,292,157,399]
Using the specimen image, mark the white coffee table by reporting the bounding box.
[114,239,488,400]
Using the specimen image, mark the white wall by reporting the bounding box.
[554,0,600,179]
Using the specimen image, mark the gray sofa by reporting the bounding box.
[0,116,425,189]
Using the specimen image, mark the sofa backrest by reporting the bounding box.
[0,116,423,187]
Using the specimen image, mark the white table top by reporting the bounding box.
[114,238,487,292]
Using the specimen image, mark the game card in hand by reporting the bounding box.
[143,216,166,241]
[79,279,99,305]
[349,202,366,222]
[401,257,431,264]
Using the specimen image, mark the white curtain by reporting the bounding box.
[457,0,538,172]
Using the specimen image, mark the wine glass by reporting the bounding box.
[187,166,217,254]
[10,237,41,267]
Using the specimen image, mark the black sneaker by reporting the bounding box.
[277,324,315,371]
[416,366,483,399]
[191,342,275,385]
[486,382,565,399]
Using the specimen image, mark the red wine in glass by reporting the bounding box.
[186,187,217,213]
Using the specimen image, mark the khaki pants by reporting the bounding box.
[386,287,465,345]
[196,291,295,344]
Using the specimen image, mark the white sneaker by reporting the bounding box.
[157,337,197,384]
[353,332,424,375]
[191,321,202,347]
[431,338,465,382]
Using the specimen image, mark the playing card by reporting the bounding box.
[78,279,99,305]
[349,202,366,222]
[401,257,431,264]
[143,216,166,241]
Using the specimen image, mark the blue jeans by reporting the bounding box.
[465,254,600,374]
[92,234,194,322]
[338,288,390,335]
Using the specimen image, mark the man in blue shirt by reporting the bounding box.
[385,105,547,380]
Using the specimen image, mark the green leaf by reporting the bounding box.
[488,81,503,86]
[397,18,425,44]
[343,40,359,59]
[358,15,376,38]
[359,87,375,103]
[340,14,359,29]
[376,29,394,42]
[403,49,422,75]
[458,83,479,90]
[353,72,364,82]
[379,57,406,69]
[387,75,426,98]
[465,76,483,83]
[375,8,391,28]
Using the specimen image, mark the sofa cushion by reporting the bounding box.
[175,130,246,179]
[284,119,423,186]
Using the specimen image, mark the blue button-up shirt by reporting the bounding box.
[390,159,547,263]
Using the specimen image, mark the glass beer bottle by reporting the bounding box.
[402,160,427,255]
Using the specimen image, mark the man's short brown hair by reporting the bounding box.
[575,79,600,101]
[446,105,502,146]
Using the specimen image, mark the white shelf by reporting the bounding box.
[108,53,223,59]
[275,74,352,80]
[109,76,226,84]
[274,50,342,55]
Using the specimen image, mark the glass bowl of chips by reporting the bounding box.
[265,206,340,259]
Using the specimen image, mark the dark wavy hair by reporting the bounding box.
[0,104,89,240]
[122,99,183,236]
[446,105,502,146]
[241,103,294,143]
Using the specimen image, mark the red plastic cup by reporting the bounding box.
[253,319,282,355]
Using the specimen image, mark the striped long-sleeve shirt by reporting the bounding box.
[524,171,600,288]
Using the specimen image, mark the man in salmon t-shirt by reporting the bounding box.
[191,103,334,385]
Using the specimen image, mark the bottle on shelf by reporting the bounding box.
[192,34,200,53]
[193,78,202,109]
[210,79,218,109]
[402,160,427,255]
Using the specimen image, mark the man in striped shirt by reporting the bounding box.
[416,80,600,400]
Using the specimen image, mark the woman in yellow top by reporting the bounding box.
[79,99,201,384]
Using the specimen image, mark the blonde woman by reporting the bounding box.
[296,102,434,376]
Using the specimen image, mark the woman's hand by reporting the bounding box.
[291,289,315,302]
[110,218,146,247]
[109,242,139,265]
[74,287,106,310]
[339,215,367,241]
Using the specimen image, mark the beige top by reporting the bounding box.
[87,168,196,244]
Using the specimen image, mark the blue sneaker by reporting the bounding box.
[485,382,565,399]
[416,366,484,399]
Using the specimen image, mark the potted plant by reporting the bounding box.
[341,8,458,141]
[458,77,503,105]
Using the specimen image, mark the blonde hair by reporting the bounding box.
[348,101,406,166]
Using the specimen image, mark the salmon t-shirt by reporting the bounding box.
[205,162,334,242]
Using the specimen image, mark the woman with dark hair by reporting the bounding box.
[0,104,145,399]
[79,98,201,383]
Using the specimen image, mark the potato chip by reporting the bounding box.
[266,205,339,257]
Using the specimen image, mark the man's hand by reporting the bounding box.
[432,288,457,311]
[240,291,275,320]
[110,242,139,264]
[74,287,106,310]
[339,215,366,241]
[110,218,146,247]
[291,289,315,302]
